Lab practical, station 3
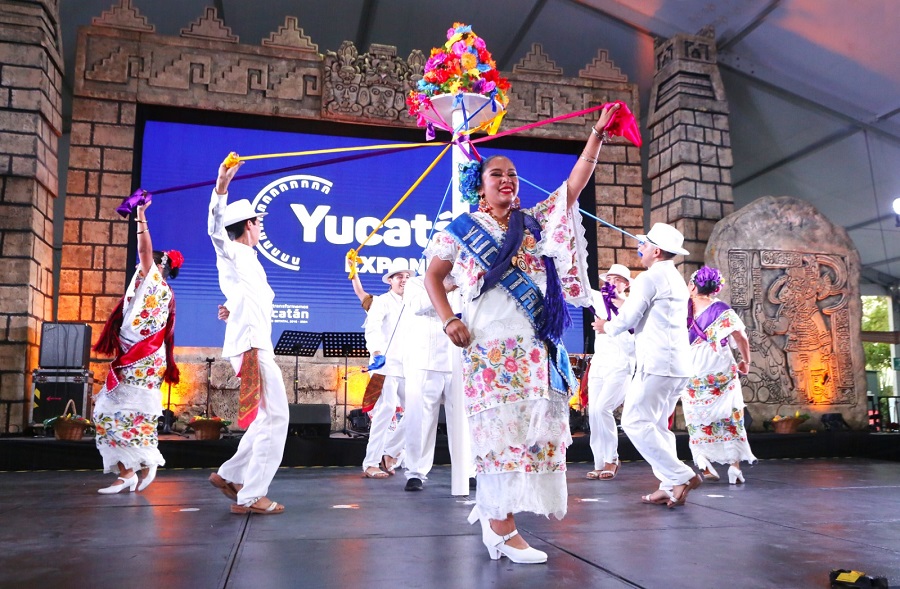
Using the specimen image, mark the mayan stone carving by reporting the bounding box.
[707,196,867,427]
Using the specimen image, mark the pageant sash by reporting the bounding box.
[105,328,166,391]
[237,348,262,429]
[445,214,576,397]
[445,214,546,334]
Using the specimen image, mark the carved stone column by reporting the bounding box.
[0,0,63,428]
[647,28,734,277]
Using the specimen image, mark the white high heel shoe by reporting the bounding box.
[137,465,157,491]
[728,465,745,484]
[98,474,138,494]
[467,506,548,564]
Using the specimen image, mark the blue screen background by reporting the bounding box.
[139,120,591,353]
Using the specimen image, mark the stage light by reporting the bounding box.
[893,197,900,226]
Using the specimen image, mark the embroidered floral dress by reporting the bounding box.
[681,300,756,469]
[425,184,591,520]
[93,264,171,474]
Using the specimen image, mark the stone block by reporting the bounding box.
[0,133,38,156]
[99,172,131,197]
[686,125,704,142]
[111,223,128,243]
[694,112,713,128]
[69,122,91,146]
[56,294,79,321]
[0,110,38,133]
[80,220,110,244]
[72,98,119,123]
[671,141,698,166]
[1,65,43,89]
[65,195,96,219]
[10,88,44,113]
[625,186,643,206]
[80,296,93,321]
[1,257,32,283]
[698,143,718,165]
[60,244,92,269]
[598,185,625,206]
[11,155,37,176]
[700,198,722,219]
[68,146,101,169]
[0,285,28,314]
[92,124,134,148]
[120,102,136,126]
[597,247,615,269]
[95,295,121,320]
[105,245,126,271]
[717,147,733,168]
[705,128,722,145]
[63,219,80,242]
[616,164,642,186]
[0,204,29,229]
[699,166,721,183]
[595,165,614,184]
[66,169,86,195]
[58,268,80,294]
[615,206,643,228]
[86,170,99,195]
[2,231,31,257]
[102,148,133,172]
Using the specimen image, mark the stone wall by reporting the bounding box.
[0,0,62,430]
[57,1,642,430]
[647,27,734,278]
[707,196,868,429]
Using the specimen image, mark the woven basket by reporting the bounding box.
[52,400,90,440]
[191,420,224,440]
[773,417,801,434]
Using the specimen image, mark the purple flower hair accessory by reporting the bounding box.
[691,266,723,293]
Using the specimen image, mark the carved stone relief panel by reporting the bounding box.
[729,249,854,406]
[707,195,867,427]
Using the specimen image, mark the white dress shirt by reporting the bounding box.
[208,190,275,362]
[402,277,453,373]
[364,290,406,378]
[603,260,692,377]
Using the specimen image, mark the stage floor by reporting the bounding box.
[1,459,898,588]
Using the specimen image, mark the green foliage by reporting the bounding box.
[862,296,891,371]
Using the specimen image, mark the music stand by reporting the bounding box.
[274,331,323,403]
[321,332,369,436]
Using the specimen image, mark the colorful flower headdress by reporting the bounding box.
[406,23,511,125]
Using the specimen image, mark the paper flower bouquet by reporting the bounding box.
[406,23,511,129]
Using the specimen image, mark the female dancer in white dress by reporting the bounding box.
[681,266,756,484]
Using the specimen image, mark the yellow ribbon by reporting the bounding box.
[346,143,452,276]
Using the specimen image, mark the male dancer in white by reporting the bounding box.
[207,159,289,514]
[593,223,700,508]
[401,275,471,491]
[362,266,410,479]
[586,264,635,480]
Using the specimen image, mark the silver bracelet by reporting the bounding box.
[591,126,610,142]
[579,154,598,164]
[442,316,460,333]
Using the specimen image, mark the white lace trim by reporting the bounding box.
[476,472,568,520]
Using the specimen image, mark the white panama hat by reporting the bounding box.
[223,199,267,227]
[599,263,632,284]
[381,264,414,284]
[636,222,690,256]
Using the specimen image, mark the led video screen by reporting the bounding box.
[135,110,597,353]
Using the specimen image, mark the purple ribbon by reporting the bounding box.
[116,189,152,218]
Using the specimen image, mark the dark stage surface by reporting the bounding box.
[1,459,899,588]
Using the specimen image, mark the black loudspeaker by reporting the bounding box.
[287,404,331,438]
[31,370,93,423]
[346,408,371,436]
[39,323,91,369]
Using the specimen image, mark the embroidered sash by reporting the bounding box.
[105,328,166,391]
[237,348,262,429]
[445,214,576,397]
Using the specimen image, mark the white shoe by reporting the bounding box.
[728,465,745,484]
[137,465,157,491]
[702,464,720,481]
[98,474,138,494]
[467,505,547,564]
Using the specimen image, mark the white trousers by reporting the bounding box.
[362,374,406,470]
[217,349,289,506]
[403,368,469,481]
[621,372,694,489]
[587,366,632,468]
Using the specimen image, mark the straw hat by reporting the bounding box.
[636,223,689,256]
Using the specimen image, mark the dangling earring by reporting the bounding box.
[510,196,521,211]
[478,196,492,213]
